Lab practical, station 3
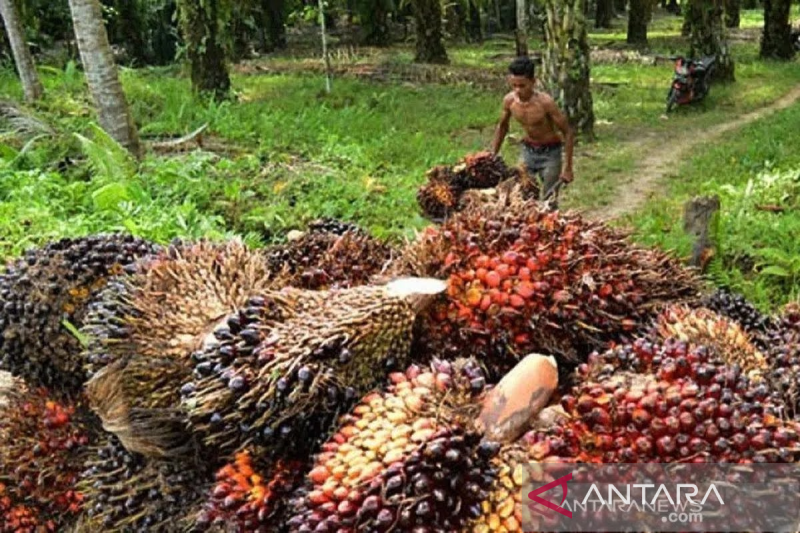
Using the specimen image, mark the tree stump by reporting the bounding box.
[683,195,720,271]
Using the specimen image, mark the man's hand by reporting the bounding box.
[560,169,574,183]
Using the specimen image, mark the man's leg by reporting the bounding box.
[539,149,563,209]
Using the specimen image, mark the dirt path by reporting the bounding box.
[589,84,800,222]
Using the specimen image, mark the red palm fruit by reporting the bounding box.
[0,383,95,531]
[195,450,305,531]
[523,337,800,466]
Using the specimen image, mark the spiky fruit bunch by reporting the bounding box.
[82,239,279,378]
[396,200,700,375]
[452,151,512,190]
[765,303,800,417]
[653,305,766,376]
[524,338,800,464]
[0,234,159,394]
[417,179,462,221]
[78,436,210,532]
[699,288,775,348]
[265,225,394,290]
[288,358,498,532]
[183,279,446,457]
[195,451,305,532]
[0,385,95,531]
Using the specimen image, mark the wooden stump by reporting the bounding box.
[683,195,720,271]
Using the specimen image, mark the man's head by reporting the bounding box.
[508,56,536,100]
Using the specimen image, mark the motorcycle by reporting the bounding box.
[665,55,716,113]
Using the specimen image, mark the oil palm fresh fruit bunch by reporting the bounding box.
[524,337,800,464]
[0,381,97,532]
[265,222,395,290]
[82,239,279,378]
[417,178,462,221]
[651,305,767,376]
[395,199,701,377]
[0,234,159,395]
[194,450,306,532]
[699,288,775,349]
[764,302,800,417]
[182,278,448,458]
[287,357,501,532]
[81,240,282,459]
[452,151,513,190]
[76,435,211,532]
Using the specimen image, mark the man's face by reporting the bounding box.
[508,75,535,100]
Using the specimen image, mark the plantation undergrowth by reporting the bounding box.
[0,8,798,310]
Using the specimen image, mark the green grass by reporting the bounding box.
[628,103,800,309]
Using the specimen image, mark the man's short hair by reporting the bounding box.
[509,56,535,79]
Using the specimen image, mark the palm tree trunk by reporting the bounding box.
[760,0,793,58]
[627,0,649,44]
[411,0,448,63]
[596,0,614,28]
[67,0,141,157]
[516,0,529,55]
[0,0,43,102]
[724,0,740,27]
[177,0,231,99]
[543,0,595,139]
[688,0,735,81]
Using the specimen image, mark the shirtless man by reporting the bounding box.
[490,56,574,206]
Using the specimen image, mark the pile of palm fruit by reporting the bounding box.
[416,151,537,221]
[1,182,800,533]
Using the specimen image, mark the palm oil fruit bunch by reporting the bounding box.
[0,234,159,394]
[78,435,210,532]
[524,338,800,464]
[288,358,499,532]
[764,303,800,417]
[265,222,394,290]
[397,200,700,375]
[699,288,775,348]
[652,305,766,376]
[417,152,519,222]
[417,178,462,221]
[195,450,305,532]
[0,384,95,531]
[183,278,447,458]
[81,240,281,459]
[82,238,278,378]
[451,151,512,190]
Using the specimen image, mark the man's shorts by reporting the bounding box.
[519,141,563,205]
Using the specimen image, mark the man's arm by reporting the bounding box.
[491,96,513,156]
[543,97,575,182]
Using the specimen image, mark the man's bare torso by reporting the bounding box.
[504,91,561,145]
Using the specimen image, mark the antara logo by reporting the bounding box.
[527,473,573,518]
